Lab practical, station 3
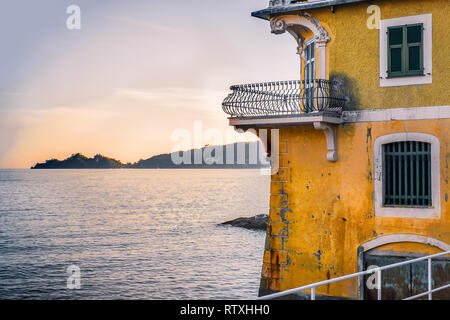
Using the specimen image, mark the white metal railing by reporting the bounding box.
[258,250,450,300]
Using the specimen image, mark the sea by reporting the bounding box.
[0,169,270,299]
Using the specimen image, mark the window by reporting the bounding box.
[379,14,432,87]
[373,133,440,219]
[383,141,431,207]
[387,24,424,78]
[303,40,315,112]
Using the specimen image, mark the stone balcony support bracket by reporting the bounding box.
[313,121,338,162]
[228,116,340,163]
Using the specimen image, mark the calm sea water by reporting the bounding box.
[0,169,270,300]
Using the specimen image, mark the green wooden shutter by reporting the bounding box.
[406,24,424,75]
[388,26,404,77]
[387,24,424,78]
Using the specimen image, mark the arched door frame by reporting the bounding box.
[356,234,450,299]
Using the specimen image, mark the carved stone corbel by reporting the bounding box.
[313,122,338,162]
[270,13,330,57]
[286,28,305,56]
[270,19,305,55]
[270,18,287,34]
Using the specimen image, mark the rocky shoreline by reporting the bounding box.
[220,214,268,231]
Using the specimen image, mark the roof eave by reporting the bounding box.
[251,0,371,21]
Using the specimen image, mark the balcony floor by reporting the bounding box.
[229,111,342,129]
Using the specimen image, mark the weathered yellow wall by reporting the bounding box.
[258,0,450,299]
[261,119,449,298]
[287,0,450,110]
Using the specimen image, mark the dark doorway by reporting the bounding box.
[363,250,450,300]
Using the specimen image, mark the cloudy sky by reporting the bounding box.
[0,0,300,168]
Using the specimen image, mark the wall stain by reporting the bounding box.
[366,127,372,145]
[313,250,323,270]
[280,207,292,222]
[329,71,361,110]
[326,270,331,294]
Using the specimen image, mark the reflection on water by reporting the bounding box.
[0,169,269,299]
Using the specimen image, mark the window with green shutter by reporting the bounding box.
[387,24,424,78]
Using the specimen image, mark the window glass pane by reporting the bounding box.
[407,25,422,43]
[409,46,421,71]
[389,27,403,46]
[390,48,402,72]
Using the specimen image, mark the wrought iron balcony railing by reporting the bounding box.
[222,79,346,118]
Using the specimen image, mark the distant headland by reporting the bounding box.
[31,142,270,169]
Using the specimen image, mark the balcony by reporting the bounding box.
[222,79,346,119]
[222,79,346,162]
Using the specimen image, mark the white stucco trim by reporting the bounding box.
[229,106,450,127]
[359,234,450,252]
[379,13,432,87]
[342,106,450,123]
[316,41,327,80]
[373,132,441,219]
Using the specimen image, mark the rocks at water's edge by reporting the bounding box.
[220,214,268,231]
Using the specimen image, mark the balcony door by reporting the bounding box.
[303,40,315,112]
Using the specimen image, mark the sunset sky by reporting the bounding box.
[0,0,299,168]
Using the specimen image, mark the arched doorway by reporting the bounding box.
[358,235,450,300]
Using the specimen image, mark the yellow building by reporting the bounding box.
[222,0,449,299]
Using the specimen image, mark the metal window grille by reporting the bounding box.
[383,141,432,207]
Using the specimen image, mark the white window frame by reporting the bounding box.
[373,132,440,219]
[379,13,432,87]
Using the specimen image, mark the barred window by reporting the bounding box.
[383,141,432,207]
